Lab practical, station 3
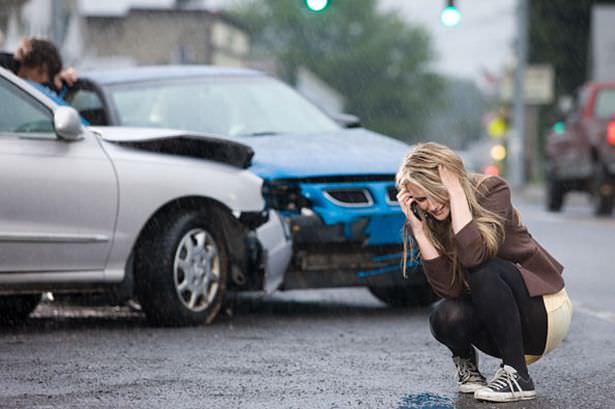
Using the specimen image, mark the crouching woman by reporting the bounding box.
[396,142,572,403]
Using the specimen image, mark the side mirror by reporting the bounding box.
[54,106,84,141]
[331,112,361,128]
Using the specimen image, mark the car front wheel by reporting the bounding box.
[546,176,565,212]
[591,164,615,216]
[135,209,229,326]
[0,294,41,326]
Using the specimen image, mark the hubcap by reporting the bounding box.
[173,228,221,312]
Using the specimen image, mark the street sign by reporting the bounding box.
[500,64,554,105]
[487,117,507,138]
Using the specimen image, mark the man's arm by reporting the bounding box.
[0,52,18,73]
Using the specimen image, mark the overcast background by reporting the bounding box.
[378,0,516,84]
[207,0,516,85]
[77,0,517,85]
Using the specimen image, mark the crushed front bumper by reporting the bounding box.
[281,213,423,290]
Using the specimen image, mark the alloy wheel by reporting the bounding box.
[173,228,221,312]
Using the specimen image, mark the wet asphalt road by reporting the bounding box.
[1,189,614,409]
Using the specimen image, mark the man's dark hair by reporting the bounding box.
[20,38,62,84]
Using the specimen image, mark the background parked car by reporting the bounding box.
[65,65,436,306]
[545,81,615,216]
[0,66,287,326]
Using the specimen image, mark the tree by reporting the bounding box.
[529,0,615,97]
[528,0,615,169]
[425,78,490,150]
[230,0,445,143]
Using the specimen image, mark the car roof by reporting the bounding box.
[82,65,264,85]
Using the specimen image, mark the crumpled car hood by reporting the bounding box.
[91,126,254,169]
[233,128,409,179]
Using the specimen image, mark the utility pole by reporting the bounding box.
[50,0,65,46]
[509,0,528,187]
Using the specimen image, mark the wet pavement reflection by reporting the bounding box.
[398,392,453,409]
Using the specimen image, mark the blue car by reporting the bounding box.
[66,66,434,306]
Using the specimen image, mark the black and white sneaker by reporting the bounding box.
[474,364,536,402]
[453,354,487,393]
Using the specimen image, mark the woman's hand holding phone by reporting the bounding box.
[396,189,424,232]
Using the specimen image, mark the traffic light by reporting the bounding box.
[552,121,566,135]
[305,0,329,12]
[441,0,461,27]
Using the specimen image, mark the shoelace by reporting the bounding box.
[487,366,522,395]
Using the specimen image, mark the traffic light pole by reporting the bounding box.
[509,0,528,188]
[50,0,65,47]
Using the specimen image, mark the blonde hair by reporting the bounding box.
[396,142,504,289]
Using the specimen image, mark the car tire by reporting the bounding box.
[591,164,614,216]
[135,208,229,326]
[0,294,41,326]
[368,285,438,307]
[546,176,565,212]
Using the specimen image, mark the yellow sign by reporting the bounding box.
[488,117,507,138]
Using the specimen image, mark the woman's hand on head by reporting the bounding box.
[438,164,463,195]
[439,164,472,233]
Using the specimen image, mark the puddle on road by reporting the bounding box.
[398,392,454,409]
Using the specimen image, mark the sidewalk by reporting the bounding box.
[516,183,589,207]
[518,183,545,204]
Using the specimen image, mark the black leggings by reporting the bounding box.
[429,258,547,378]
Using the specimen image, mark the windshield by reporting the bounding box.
[594,88,615,119]
[108,76,340,136]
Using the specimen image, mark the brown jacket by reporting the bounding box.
[422,176,564,299]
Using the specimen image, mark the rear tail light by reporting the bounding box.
[608,121,615,146]
[483,164,500,176]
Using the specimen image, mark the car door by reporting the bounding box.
[0,75,118,274]
[64,80,111,126]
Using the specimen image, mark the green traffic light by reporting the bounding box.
[305,0,329,12]
[441,5,461,27]
[553,121,566,134]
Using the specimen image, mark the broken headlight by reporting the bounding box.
[262,180,311,211]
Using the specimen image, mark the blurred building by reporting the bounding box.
[0,0,29,50]
[0,0,250,69]
[77,2,250,68]
[590,5,615,82]
[0,0,344,116]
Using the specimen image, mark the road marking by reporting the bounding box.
[574,303,615,323]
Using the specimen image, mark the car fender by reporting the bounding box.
[99,139,265,283]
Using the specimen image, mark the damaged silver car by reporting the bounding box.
[0,67,291,326]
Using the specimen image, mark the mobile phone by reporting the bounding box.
[410,201,422,221]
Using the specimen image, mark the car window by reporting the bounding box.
[68,87,108,125]
[594,88,615,119]
[0,77,54,137]
[107,76,340,137]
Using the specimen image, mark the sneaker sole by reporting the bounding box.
[459,383,487,394]
[474,389,536,402]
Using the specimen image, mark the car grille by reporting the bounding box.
[324,188,373,207]
[386,186,398,204]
